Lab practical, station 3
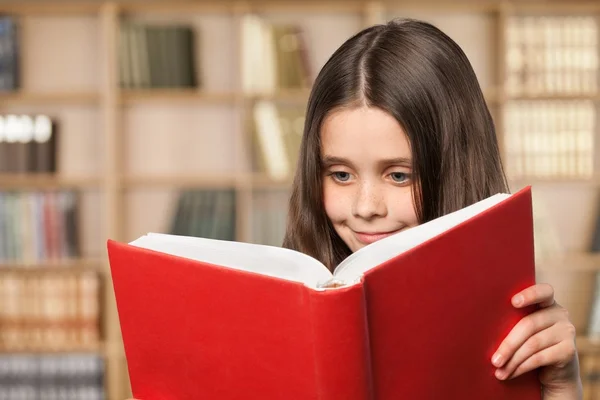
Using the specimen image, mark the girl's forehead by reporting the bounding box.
[320,106,411,158]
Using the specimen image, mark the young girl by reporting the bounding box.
[281,18,582,399]
[129,18,582,400]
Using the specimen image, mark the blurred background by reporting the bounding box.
[0,0,599,399]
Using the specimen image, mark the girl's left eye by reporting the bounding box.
[389,172,409,183]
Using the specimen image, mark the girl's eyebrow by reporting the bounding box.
[321,156,412,168]
[321,155,353,168]
[377,157,412,167]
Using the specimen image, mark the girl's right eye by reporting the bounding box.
[331,171,351,182]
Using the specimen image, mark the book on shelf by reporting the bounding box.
[0,270,100,352]
[0,16,19,91]
[0,353,105,400]
[242,15,311,93]
[169,189,236,241]
[107,186,541,399]
[252,101,304,180]
[503,100,594,179]
[0,190,79,265]
[505,15,598,96]
[0,114,57,174]
[119,21,197,89]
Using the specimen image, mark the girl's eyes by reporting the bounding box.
[331,171,351,182]
[389,172,410,184]
[328,170,411,184]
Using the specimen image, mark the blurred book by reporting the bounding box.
[0,271,100,352]
[0,353,104,400]
[503,101,594,179]
[506,16,598,95]
[241,15,311,93]
[0,190,80,265]
[169,189,236,241]
[0,114,57,174]
[0,15,19,91]
[252,101,304,181]
[120,21,198,89]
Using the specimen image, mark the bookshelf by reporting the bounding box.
[0,0,599,398]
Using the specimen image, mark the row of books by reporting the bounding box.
[119,22,197,89]
[506,16,598,95]
[0,191,79,265]
[503,101,594,178]
[242,15,311,93]
[169,189,236,241]
[252,101,304,181]
[0,354,104,400]
[0,16,18,91]
[0,271,100,352]
[167,188,290,245]
[0,114,57,174]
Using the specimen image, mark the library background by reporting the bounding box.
[0,0,599,398]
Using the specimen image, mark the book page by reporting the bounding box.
[129,232,333,288]
[332,193,512,285]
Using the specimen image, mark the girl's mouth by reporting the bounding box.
[353,229,401,245]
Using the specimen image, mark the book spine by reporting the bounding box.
[307,283,373,400]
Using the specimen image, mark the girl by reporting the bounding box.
[129,18,582,400]
[282,18,582,399]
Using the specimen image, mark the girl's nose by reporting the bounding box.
[352,182,387,220]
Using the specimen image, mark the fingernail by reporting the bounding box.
[495,369,505,380]
[512,295,524,306]
[492,353,503,367]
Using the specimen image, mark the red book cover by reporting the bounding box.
[107,186,541,400]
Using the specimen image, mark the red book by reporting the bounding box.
[107,186,541,400]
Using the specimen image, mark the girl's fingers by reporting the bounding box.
[499,338,577,381]
[512,283,555,309]
[492,305,565,368]
[494,322,565,379]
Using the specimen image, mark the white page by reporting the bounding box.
[129,233,333,289]
[332,193,511,284]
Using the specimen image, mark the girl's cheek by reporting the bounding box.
[387,187,418,224]
[323,184,349,222]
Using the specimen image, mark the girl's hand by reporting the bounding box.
[491,283,582,398]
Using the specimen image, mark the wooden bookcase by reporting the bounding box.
[1,0,600,398]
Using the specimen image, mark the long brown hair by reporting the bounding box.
[282,18,509,271]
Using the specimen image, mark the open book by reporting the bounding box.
[107,186,541,400]
[129,191,513,290]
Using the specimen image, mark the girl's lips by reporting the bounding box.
[354,230,401,245]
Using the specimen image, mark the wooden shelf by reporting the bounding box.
[118,1,233,14]
[123,173,239,188]
[385,0,503,13]
[120,89,237,106]
[248,0,364,13]
[122,173,293,190]
[248,89,311,104]
[0,258,105,274]
[251,175,293,189]
[504,93,600,102]
[0,174,101,190]
[0,0,597,18]
[0,91,99,106]
[509,176,600,187]
[0,342,106,356]
[0,1,101,15]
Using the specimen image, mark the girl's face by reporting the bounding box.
[321,106,419,252]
